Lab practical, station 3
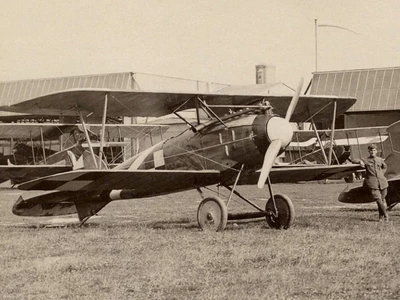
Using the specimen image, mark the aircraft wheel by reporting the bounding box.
[197,196,228,232]
[265,194,295,230]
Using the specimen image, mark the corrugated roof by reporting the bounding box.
[0,72,134,106]
[310,67,400,112]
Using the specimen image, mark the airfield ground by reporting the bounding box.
[1,181,400,299]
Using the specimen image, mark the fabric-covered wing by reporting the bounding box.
[238,164,363,184]
[292,126,388,143]
[18,169,222,195]
[0,123,75,140]
[87,124,169,139]
[267,95,356,123]
[0,89,356,123]
[0,123,168,141]
[0,165,73,184]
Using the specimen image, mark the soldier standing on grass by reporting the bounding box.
[360,144,389,222]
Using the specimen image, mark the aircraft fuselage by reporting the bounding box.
[119,107,281,175]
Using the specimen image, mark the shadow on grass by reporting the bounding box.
[339,207,377,212]
[295,214,386,230]
[10,211,396,231]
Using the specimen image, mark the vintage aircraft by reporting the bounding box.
[0,80,361,231]
[287,126,388,166]
[0,122,167,184]
[338,120,400,210]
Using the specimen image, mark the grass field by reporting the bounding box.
[1,181,400,299]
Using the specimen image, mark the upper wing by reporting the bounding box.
[0,89,356,123]
[239,164,363,184]
[17,169,222,194]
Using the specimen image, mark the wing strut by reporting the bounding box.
[98,94,108,169]
[197,97,227,128]
[79,111,98,169]
[172,97,198,132]
[311,119,329,165]
[327,100,337,165]
[40,126,47,164]
[173,112,197,132]
[29,131,36,165]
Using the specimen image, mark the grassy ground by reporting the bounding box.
[1,182,400,299]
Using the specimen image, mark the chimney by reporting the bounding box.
[256,64,276,86]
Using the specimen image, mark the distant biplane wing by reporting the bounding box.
[291,126,388,146]
[0,123,76,141]
[0,165,73,184]
[83,124,169,139]
[0,88,356,123]
[0,123,168,141]
[288,126,389,165]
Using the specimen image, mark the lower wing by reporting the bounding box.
[239,164,363,184]
[18,169,222,195]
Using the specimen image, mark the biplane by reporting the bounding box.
[0,122,167,184]
[288,126,388,165]
[339,120,400,210]
[0,80,361,231]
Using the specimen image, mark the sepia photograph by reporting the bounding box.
[1,1,400,299]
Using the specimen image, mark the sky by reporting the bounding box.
[1,0,400,89]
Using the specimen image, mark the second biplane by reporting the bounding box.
[0,122,168,184]
[339,120,400,210]
[1,80,360,231]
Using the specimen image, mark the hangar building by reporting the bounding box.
[309,67,400,159]
[310,67,400,128]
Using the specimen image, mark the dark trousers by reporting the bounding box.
[370,188,388,218]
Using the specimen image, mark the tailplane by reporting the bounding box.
[12,191,110,224]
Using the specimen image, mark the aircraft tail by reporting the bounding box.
[12,191,79,217]
[12,191,110,222]
[42,142,107,170]
[40,142,85,166]
[338,184,375,204]
[76,150,108,170]
[384,151,400,180]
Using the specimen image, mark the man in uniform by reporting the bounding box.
[360,144,389,221]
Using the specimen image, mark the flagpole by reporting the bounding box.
[315,18,318,72]
[314,20,358,73]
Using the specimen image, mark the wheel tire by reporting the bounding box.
[197,196,228,232]
[265,194,295,230]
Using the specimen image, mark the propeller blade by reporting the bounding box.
[285,77,304,121]
[257,139,283,189]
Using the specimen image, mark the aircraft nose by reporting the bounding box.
[255,115,294,189]
[265,116,294,148]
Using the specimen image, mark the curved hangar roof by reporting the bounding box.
[310,67,400,112]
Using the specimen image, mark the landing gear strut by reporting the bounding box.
[196,169,295,231]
